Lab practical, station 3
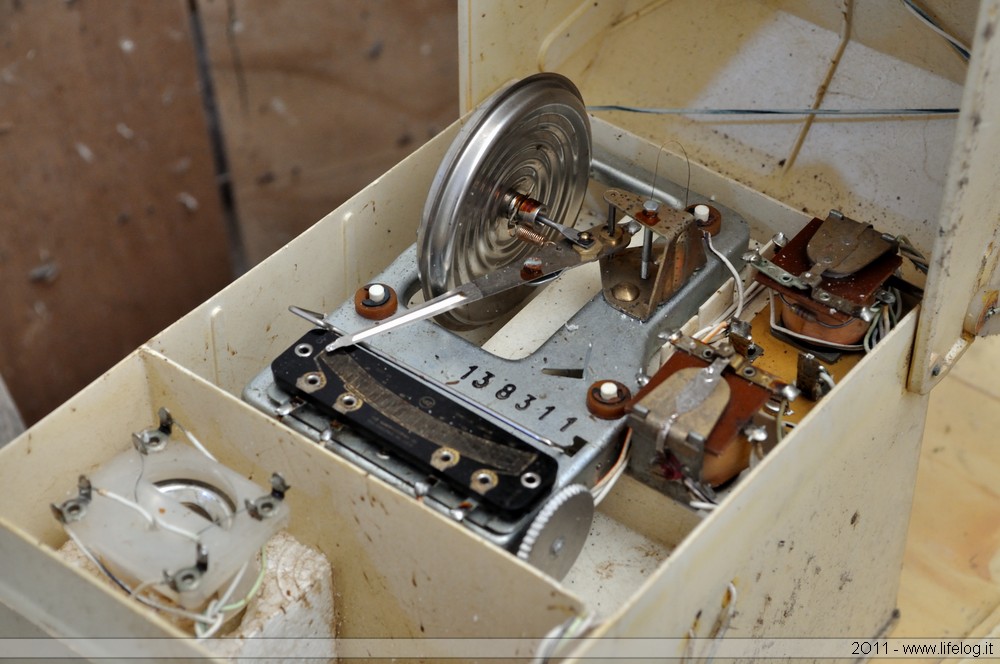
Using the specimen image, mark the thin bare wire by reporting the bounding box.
[587,105,959,117]
[648,140,692,208]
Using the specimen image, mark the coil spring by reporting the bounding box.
[511,224,548,246]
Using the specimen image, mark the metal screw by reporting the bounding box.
[643,199,658,214]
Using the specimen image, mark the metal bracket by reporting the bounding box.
[667,332,799,401]
[729,319,764,362]
[743,249,815,289]
[600,188,708,321]
[630,356,731,479]
[964,288,1000,337]
[744,249,875,321]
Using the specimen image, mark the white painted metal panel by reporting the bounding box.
[911,0,1000,392]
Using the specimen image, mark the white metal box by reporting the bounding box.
[2,1,998,660]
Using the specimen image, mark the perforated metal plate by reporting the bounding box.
[418,73,591,329]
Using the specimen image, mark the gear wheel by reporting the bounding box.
[516,483,594,579]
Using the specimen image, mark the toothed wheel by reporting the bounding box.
[516,483,594,579]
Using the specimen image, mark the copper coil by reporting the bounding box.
[511,224,549,246]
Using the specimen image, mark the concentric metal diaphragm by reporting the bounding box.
[418,73,591,330]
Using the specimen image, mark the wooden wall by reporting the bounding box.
[0,0,233,425]
[196,0,460,264]
[0,0,459,425]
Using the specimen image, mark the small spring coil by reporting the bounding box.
[511,224,548,246]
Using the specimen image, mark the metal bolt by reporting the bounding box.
[643,199,659,214]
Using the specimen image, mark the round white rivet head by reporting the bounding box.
[643,199,658,213]
[694,204,711,222]
[599,382,619,400]
[368,284,386,301]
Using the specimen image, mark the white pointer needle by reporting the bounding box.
[322,291,469,354]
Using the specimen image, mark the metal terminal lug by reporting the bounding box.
[132,408,174,455]
[875,289,896,305]
[275,397,306,418]
[246,473,290,520]
[50,475,93,524]
[288,305,336,331]
[796,353,834,401]
[164,544,209,593]
[729,319,764,362]
[269,473,290,500]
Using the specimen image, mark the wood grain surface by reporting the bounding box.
[195,0,459,264]
[0,0,232,424]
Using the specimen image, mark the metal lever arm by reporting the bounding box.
[319,220,633,353]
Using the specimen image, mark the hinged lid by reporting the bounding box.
[459,0,1000,393]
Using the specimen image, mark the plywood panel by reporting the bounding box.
[195,0,459,264]
[896,343,1000,643]
[0,0,232,424]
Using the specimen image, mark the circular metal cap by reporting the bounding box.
[418,73,592,330]
[516,483,594,579]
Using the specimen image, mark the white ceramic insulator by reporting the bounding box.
[599,382,619,400]
[368,284,386,301]
[694,204,711,222]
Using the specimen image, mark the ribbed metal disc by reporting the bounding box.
[418,73,591,330]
